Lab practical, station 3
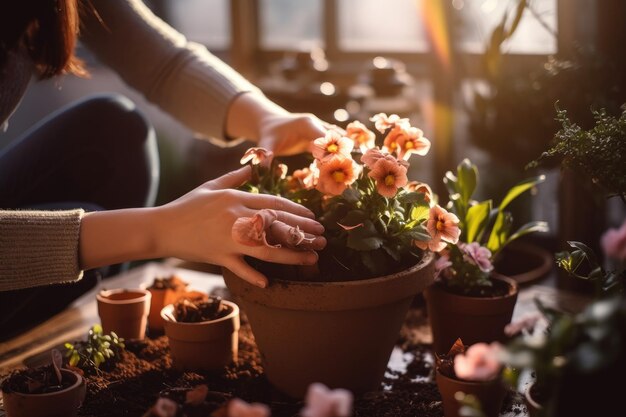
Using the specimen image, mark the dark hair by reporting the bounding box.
[0,0,86,79]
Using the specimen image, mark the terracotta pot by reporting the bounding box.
[494,241,553,285]
[436,368,506,417]
[524,381,544,417]
[425,275,518,354]
[96,289,151,340]
[145,285,207,332]
[161,300,240,371]
[2,369,86,417]
[222,253,435,398]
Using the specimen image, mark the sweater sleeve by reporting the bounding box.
[80,0,262,145]
[0,210,84,291]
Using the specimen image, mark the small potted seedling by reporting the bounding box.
[145,275,208,332]
[435,339,506,417]
[161,296,240,371]
[96,288,151,340]
[1,349,86,417]
[64,324,126,371]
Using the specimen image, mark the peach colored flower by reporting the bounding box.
[361,147,386,169]
[275,163,288,180]
[460,242,494,272]
[312,130,354,161]
[406,181,434,205]
[397,127,431,160]
[453,342,503,382]
[368,155,408,198]
[369,113,409,133]
[231,209,278,248]
[228,398,271,417]
[316,155,360,196]
[240,147,273,166]
[346,120,376,153]
[301,383,353,417]
[290,162,320,191]
[415,205,460,252]
[601,219,626,260]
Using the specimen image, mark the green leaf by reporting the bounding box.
[382,244,402,261]
[342,187,360,204]
[465,200,492,243]
[499,175,545,211]
[92,324,103,335]
[457,159,478,205]
[487,211,513,253]
[403,226,431,242]
[399,191,428,206]
[507,221,549,243]
[567,241,599,267]
[443,171,459,196]
[410,205,430,223]
[347,235,384,251]
[339,210,368,227]
[69,352,80,367]
[64,342,73,350]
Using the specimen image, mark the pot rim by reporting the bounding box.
[430,274,518,300]
[435,367,502,387]
[2,369,83,398]
[160,300,239,327]
[524,381,544,410]
[96,288,151,305]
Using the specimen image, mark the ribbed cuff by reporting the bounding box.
[0,209,85,291]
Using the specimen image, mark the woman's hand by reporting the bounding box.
[154,166,326,287]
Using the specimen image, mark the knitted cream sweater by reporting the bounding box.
[0,0,261,290]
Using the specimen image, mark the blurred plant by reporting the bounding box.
[431,159,547,295]
[64,324,125,370]
[530,104,626,202]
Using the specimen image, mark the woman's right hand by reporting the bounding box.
[154,166,326,288]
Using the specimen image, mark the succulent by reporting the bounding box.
[64,324,125,370]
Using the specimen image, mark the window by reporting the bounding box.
[259,0,324,50]
[163,0,230,49]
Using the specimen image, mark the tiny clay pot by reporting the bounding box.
[96,288,151,340]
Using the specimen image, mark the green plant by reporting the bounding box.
[434,159,548,294]
[64,324,125,370]
[531,104,626,202]
[238,114,449,281]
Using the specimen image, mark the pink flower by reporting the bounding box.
[301,383,353,417]
[228,398,271,417]
[312,130,354,161]
[415,205,461,252]
[316,155,360,196]
[240,147,273,166]
[368,155,408,198]
[453,343,503,382]
[361,147,386,170]
[504,314,542,337]
[601,219,626,260]
[346,120,376,153]
[460,242,494,272]
[434,253,452,279]
[231,209,279,248]
[369,113,408,133]
[397,127,431,160]
[406,181,434,206]
[290,163,320,190]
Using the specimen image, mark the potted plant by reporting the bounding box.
[161,296,240,371]
[424,159,548,353]
[96,288,151,340]
[1,349,86,417]
[144,275,208,333]
[434,339,507,417]
[503,224,626,416]
[64,324,126,371]
[223,114,445,397]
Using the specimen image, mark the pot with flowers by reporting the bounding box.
[424,159,548,354]
[222,114,449,398]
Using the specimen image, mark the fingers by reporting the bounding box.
[267,220,326,250]
[205,166,251,190]
[225,257,268,288]
[243,245,319,267]
[241,208,323,235]
[244,193,315,219]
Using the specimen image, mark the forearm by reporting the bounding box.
[225,92,289,142]
[79,208,163,270]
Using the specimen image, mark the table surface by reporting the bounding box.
[0,261,592,416]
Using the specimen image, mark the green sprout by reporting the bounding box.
[64,324,125,370]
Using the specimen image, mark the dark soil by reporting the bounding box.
[436,277,512,298]
[1,364,73,394]
[173,297,231,323]
[148,275,188,291]
[2,290,524,417]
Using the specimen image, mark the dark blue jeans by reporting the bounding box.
[0,94,160,341]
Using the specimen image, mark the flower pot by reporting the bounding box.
[425,275,518,354]
[2,369,86,417]
[436,368,506,417]
[524,382,544,417]
[145,285,207,333]
[222,253,435,398]
[494,241,553,285]
[161,300,240,371]
[96,289,151,340]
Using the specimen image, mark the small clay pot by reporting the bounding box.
[425,275,518,354]
[524,381,544,417]
[96,288,151,340]
[145,285,207,332]
[161,300,240,371]
[436,368,506,417]
[2,369,86,417]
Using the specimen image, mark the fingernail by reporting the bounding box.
[256,280,267,288]
[314,224,325,234]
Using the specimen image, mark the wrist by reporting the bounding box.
[225,92,288,142]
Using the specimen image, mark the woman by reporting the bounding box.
[0,0,328,335]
